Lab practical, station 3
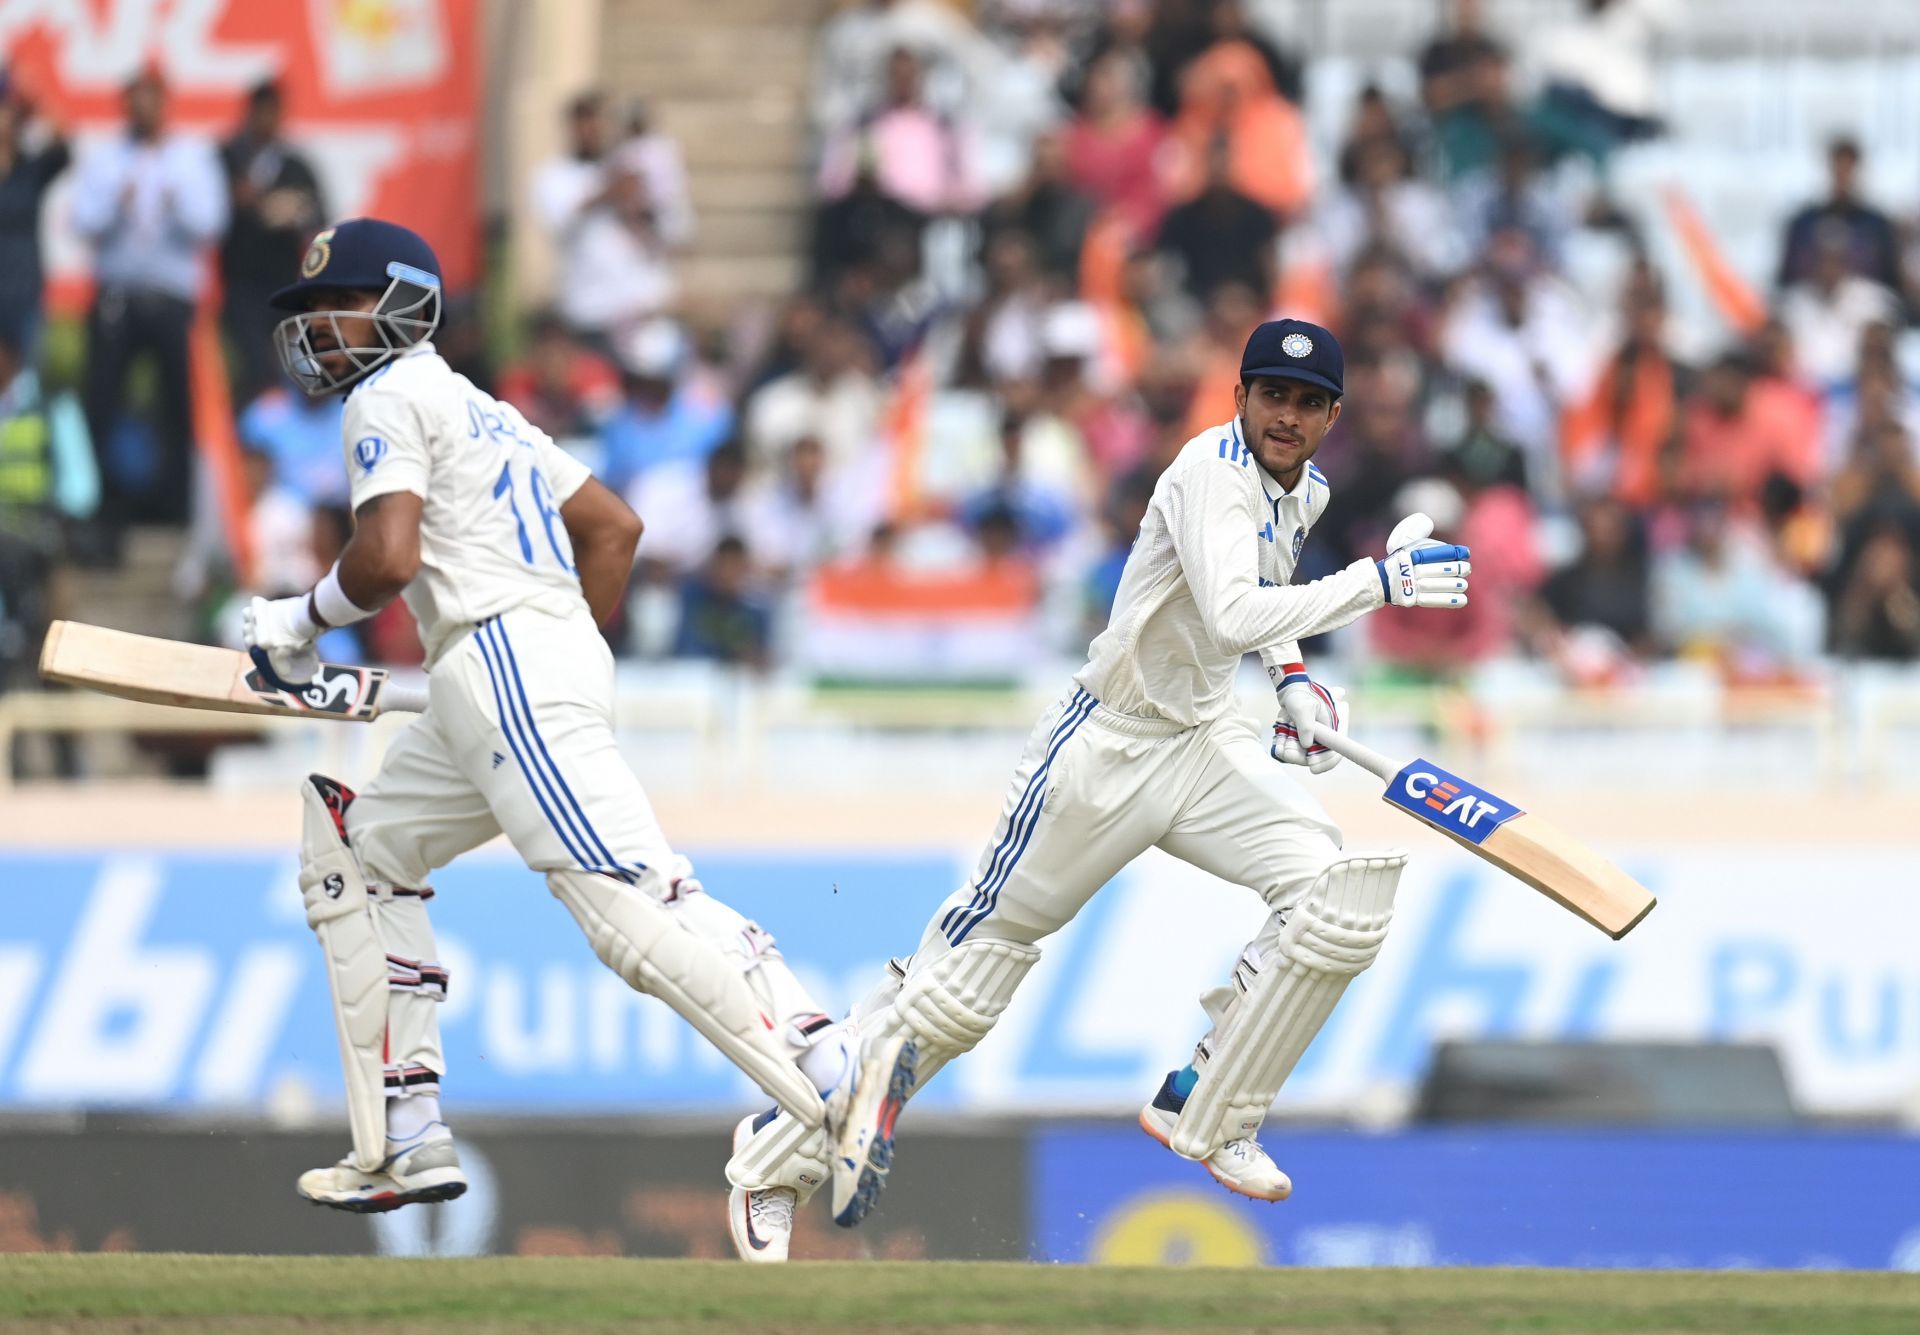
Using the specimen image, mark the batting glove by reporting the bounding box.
[1270,663,1346,775]
[1352,512,1471,609]
[244,593,322,693]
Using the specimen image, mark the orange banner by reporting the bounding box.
[6,0,483,312]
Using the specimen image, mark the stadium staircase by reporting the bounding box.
[599,0,834,308]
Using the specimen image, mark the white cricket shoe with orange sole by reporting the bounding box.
[1138,1072,1292,1202]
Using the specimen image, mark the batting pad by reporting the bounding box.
[1170,852,1404,1160]
[547,869,825,1128]
[298,776,391,1172]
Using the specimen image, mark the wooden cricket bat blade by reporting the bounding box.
[1379,753,1656,939]
[38,620,424,721]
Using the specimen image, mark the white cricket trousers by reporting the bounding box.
[912,684,1343,1016]
[341,605,825,1096]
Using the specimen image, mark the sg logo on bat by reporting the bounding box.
[1385,760,1522,846]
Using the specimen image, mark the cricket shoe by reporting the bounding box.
[826,1032,918,1229]
[297,1129,468,1213]
[1138,1072,1292,1202]
[728,1111,800,1262]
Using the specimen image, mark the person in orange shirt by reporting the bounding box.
[1561,272,1684,507]
[1163,38,1313,221]
[1677,351,1822,508]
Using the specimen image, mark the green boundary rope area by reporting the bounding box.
[4,1257,1920,1334]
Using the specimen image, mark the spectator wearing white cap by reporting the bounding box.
[596,319,733,494]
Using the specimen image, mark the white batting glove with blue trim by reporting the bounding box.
[1355,512,1471,609]
[243,593,322,693]
[1270,664,1346,775]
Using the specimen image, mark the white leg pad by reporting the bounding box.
[548,868,826,1127]
[865,938,1041,1087]
[725,1109,829,1194]
[1169,852,1405,1161]
[298,776,389,1172]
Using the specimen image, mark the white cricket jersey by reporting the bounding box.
[1074,418,1383,728]
[341,343,594,665]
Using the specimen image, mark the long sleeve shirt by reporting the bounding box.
[1075,418,1382,727]
[67,131,227,302]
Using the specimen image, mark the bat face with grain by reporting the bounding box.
[1380,755,1656,939]
[38,621,404,722]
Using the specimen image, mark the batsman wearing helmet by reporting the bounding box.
[243,218,911,1218]
[724,320,1473,1260]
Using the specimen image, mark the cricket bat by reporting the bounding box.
[1313,727,1655,939]
[38,620,429,721]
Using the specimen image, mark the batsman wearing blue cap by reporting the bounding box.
[241,219,912,1223]
[725,318,1474,1257]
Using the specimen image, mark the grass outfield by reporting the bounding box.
[3,1258,1919,1334]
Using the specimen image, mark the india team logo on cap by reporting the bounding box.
[1281,331,1314,359]
[302,228,335,279]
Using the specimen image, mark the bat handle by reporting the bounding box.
[377,681,432,715]
[1310,726,1404,784]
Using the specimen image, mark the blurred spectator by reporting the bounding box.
[69,67,227,533]
[738,434,886,580]
[744,313,882,474]
[0,331,68,686]
[630,438,754,582]
[1777,224,1901,388]
[238,442,320,598]
[981,129,1094,288]
[1652,499,1824,672]
[672,534,773,669]
[1162,26,1312,220]
[1319,136,1464,283]
[1438,228,1593,486]
[812,0,992,135]
[955,229,1049,386]
[1824,356,1920,479]
[597,320,733,494]
[973,8,1070,196]
[1561,268,1685,506]
[1676,352,1819,507]
[955,399,1085,555]
[1063,48,1169,243]
[1539,496,1654,658]
[1452,136,1579,267]
[1039,300,1147,474]
[1143,0,1302,118]
[1418,0,1524,180]
[497,311,621,455]
[533,91,675,350]
[1316,372,1426,566]
[612,99,694,250]
[1179,281,1266,442]
[1442,378,1529,491]
[0,80,71,361]
[811,152,923,291]
[236,382,345,508]
[1369,473,1541,667]
[817,47,985,217]
[1156,135,1277,303]
[1336,84,1414,187]
[1830,521,1920,660]
[1081,468,1156,636]
[1529,0,1672,163]
[218,80,326,403]
[1776,135,1905,299]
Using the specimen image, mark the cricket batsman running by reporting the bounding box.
[724,319,1472,1259]
[243,218,910,1218]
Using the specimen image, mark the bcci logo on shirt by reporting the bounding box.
[354,435,388,475]
[1290,526,1307,563]
[1384,760,1521,846]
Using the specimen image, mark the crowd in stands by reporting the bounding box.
[5,0,1920,695]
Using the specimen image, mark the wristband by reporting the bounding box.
[311,563,376,628]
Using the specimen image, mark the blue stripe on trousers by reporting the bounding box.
[474,620,601,877]
[487,620,647,882]
[946,690,1097,945]
[940,688,1090,937]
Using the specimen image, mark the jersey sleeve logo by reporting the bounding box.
[353,435,388,475]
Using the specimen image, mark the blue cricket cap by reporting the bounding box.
[1239,318,1343,399]
[269,217,443,311]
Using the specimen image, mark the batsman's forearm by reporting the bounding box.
[574,533,639,626]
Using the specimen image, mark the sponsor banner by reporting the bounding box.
[3,0,482,308]
[0,1122,1027,1259]
[1031,1124,1920,1270]
[1,845,1918,1115]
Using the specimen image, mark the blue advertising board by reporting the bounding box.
[1031,1125,1920,1270]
